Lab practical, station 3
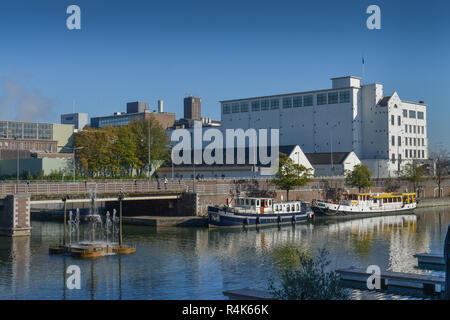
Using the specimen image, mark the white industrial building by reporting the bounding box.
[220,76,428,177]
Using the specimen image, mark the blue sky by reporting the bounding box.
[0,0,449,150]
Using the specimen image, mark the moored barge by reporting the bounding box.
[208,196,313,228]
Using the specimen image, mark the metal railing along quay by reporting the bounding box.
[0,181,238,196]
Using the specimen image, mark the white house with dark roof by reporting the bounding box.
[159,144,314,179]
[304,151,360,177]
[220,76,428,177]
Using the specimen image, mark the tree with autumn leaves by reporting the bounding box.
[74,118,170,178]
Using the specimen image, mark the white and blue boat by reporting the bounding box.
[208,196,313,228]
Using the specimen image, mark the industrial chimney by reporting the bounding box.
[158,100,164,113]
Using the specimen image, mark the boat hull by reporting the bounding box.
[208,206,309,228]
[311,205,416,218]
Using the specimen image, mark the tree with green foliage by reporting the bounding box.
[272,152,314,201]
[345,164,374,192]
[74,118,170,178]
[399,160,425,194]
[269,248,351,300]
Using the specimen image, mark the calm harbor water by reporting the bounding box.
[0,207,449,300]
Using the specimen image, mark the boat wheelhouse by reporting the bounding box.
[311,192,417,217]
[208,196,312,228]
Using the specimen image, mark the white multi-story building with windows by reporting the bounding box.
[220,76,428,177]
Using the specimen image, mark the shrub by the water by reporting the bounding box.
[269,247,351,300]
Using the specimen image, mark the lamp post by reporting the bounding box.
[330,123,338,175]
[147,113,151,182]
[397,129,404,175]
[14,136,19,183]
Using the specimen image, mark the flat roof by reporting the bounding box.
[330,76,361,80]
[220,87,355,103]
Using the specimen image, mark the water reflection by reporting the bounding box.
[0,207,448,299]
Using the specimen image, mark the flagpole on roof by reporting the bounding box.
[361,54,365,85]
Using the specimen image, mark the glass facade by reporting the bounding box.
[339,91,350,103]
[261,100,269,111]
[240,102,249,112]
[222,90,349,113]
[317,93,327,105]
[282,97,292,108]
[251,101,260,112]
[0,121,53,140]
[303,95,313,106]
[293,96,302,108]
[328,92,338,104]
[270,99,279,109]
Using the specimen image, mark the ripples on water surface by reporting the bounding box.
[0,207,448,299]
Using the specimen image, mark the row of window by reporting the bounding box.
[405,124,425,135]
[391,136,426,147]
[0,140,56,152]
[223,91,351,114]
[405,149,425,159]
[274,203,300,212]
[391,149,426,162]
[0,121,53,140]
[402,109,424,119]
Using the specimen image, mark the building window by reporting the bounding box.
[405,125,408,133]
[328,92,338,104]
[339,91,350,103]
[422,150,425,158]
[251,101,260,112]
[303,95,313,107]
[240,102,249,112]
[38,123,52,140]
[413,126,416,134]
[232,103,240,113]
[391,136,395,146]
[293,96,302,108]
[403,109,408,117]
[391,115,394,125]
[392,153,396,163]
[409,110,416,118]
[405,149,408,158]
[405,138,408,146]
[398,136,401,146]
[398,116,401,126]
[418,111,424,119]
[261,100,269,111]
[270,99,280,109]
[317,93,327,105]
[282,97,292,108]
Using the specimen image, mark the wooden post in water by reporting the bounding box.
[119,193,124,246]
[62,197,67,246]
[91,196,95,242]
[445,224,450,300]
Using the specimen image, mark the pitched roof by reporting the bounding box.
[379,96,391,107]
[304,152,350,165]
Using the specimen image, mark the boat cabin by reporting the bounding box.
[232,197,302,214]
[341,192,417,206]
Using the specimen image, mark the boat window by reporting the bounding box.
[268,200,272,206]
[291,204,295,211]
[251,199,255,205]
[374,198,377,203]
[296,204,300,211]
[256,200,260,206]
[287,205,290,212]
